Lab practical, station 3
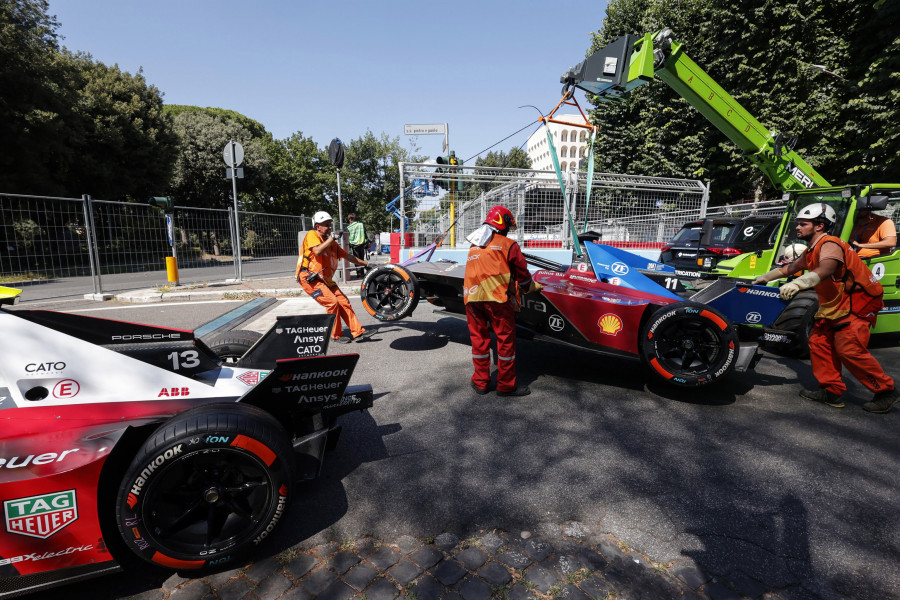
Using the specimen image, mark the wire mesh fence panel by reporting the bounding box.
[237,211,305,279]
[0,193,95,298]
[397,164,709,251]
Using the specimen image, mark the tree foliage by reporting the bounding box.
[0,0,177,198]
[263,132,330,216]
[167,110,269,209]
[474,147,532,170]
[59,51,178,199]
[587,0,900,202]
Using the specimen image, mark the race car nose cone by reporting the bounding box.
[204,487,221,503]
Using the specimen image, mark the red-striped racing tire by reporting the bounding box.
[640,301,739,388]
[115,403,293,570]
[360,264,420,321]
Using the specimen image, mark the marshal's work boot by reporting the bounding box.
[470,381,490,396]
[863,388,900,414]
[497,385,531,397]
[799,388,844,408]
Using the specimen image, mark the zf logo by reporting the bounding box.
[745,312,762,324]
[548,315,565,332]
[610,262,629,276]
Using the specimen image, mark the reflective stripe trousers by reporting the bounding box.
[299,279,364,340]
[465,300,517,392]
[809,315,894,396]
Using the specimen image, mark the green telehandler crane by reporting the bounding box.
[562,28,900,356]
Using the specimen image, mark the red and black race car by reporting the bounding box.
[360,232,792,388]
[0,287,372,598]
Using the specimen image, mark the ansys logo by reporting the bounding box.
[5,490,78,539]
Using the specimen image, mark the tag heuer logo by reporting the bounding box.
[4,490,78,539]
[237,371,260,385]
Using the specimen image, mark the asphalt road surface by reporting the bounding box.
[16,296,900,599]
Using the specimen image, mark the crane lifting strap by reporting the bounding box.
[540,89,598,255]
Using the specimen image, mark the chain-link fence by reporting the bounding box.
[0,193,307,300]
[397,163,711,251]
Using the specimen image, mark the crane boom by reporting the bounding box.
[561,28,831,191]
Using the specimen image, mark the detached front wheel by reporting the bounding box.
[360,264,420,321]
[115,403,293,570]
[640,301,739,387]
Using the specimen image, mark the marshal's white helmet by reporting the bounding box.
[796,203,836,225]
[313,211,333,225]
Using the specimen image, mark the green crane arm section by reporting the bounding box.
[562,29,831,192]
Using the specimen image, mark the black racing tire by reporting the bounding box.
[206,330,262,363]
[764,290,817,358]
[640,301,740,388]
[115,403,293,570]
[360,264,420,321]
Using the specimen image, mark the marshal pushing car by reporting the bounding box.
[0,287,372,598]
[360,231,793,388]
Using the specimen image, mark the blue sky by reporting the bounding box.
[48,0,608,163]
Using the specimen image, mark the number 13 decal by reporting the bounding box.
[167,350,200,370]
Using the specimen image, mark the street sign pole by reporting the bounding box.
[224,140,245,281]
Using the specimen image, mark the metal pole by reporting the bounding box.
[699,180,710,218]
[227,206,238,280]
[399,163,406,260]
[167,212,179,285]
[82,195,102,295]
[230,140,242,281]
[336,169,347,282]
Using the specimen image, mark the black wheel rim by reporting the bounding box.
[364,271,409,315]
[653,315,723,375]
[141,449,273,556]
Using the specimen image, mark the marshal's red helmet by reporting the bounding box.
[484,205,516,232]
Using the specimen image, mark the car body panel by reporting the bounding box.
[0,302,373,597]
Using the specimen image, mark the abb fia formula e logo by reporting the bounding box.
[4,490,78,539]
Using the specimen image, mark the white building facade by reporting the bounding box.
[526,113,591,172]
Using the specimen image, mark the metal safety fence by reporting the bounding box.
[396,163,712,251]
[0,193,307,301]
[3,174,786,301]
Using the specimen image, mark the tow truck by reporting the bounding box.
[561,28,900,355]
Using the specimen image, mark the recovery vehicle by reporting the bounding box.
[560,28,900,355]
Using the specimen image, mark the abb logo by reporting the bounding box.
[158,387,190,397]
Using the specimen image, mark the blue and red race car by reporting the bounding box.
[360,231,791,388]
[0,287,372,598]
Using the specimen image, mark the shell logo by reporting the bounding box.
[598,314,623,336]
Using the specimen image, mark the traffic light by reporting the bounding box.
[148,196,175,213]
[433,153,464,191]
[433,156,450,190]
[448,152,464,192]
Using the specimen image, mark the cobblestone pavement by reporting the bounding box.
[82,524,788,600]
